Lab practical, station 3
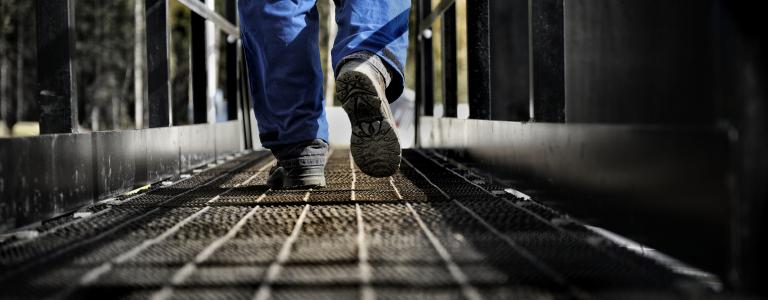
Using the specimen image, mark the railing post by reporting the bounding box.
[238,47,254,150]
[488,0,529,121]
[413,0,422,147]
[228,0,253,149]
[35,0,78,134]
[467,0,491,119]
[146,0,172,128]
[442,4,458,118]
[225,0,238,121]
[530,0,565,122]
[191,0,208,124]
[418,0,434,117]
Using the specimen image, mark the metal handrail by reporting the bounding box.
[417,0,455,40]
[414,0,491,123]
[177,0,239,39]
[1,0,252,231]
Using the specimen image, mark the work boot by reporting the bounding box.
[336,52,401,177]
[267,139,328,189]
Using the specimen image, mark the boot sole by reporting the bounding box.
[283,178,326,190]
[268,166,327,190]
[336,70,401,177]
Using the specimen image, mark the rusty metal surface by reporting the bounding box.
[0,149,726,299]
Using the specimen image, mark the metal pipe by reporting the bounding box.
[417,0,456,40]
[176,0,239,40]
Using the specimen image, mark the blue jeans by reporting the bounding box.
[238,0,410,148]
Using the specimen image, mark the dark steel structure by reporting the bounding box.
[1,0,249,230]
[190,0,208,124]
[0,149,725,299]
[0,0,766,298]
[465,0,491,120]
[146,0,172,128]
[530,0,564,122]
[414,0,766,295]
[415,0,433,118]
[34,0,78,134]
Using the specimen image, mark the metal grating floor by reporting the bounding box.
[0,149,723,299]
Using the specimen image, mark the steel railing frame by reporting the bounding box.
[413,0,766,293]
[0,0,254,231]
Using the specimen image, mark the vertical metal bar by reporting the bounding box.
[324,0,338,107]
[489,0,530,121]
[134,0,147,128]
[442,4,458,118]
[35,0,78,134]
[233,1,253,149]
[466,0,491,119]
[419,0,434,117]
[734,92,768,296]
[413,1,423,147]
[238,46,254,150]
[191,0,208,124]
[225,0,238,121]
[530,0,565,122]
[146,0,171,128]
[723,2,768,294]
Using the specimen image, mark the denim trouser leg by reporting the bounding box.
[332,0,410,102]
[238,0,410,148]
[239,0,328,148]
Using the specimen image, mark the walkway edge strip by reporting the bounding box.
[401,156,573,290]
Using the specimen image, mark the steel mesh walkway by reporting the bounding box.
[0,149,715,299]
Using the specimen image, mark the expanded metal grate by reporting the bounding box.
[0,149,724,299]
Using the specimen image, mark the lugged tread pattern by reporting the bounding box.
[336,70,401,178]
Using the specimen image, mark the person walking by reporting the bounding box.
[238,0,410,188]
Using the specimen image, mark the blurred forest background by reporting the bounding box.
[0,0,467,137]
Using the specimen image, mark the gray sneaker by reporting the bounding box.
[336,52,401,177]
[267,139,328,189]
